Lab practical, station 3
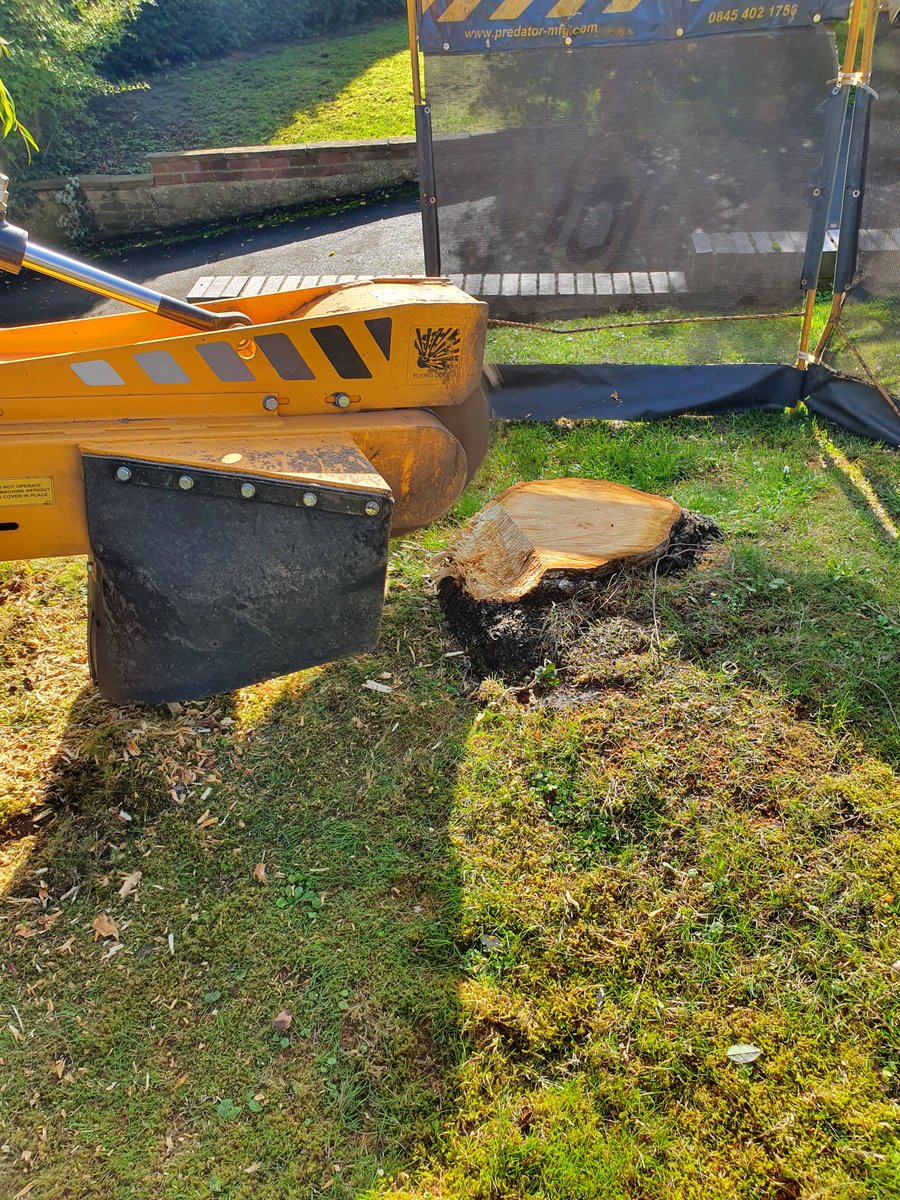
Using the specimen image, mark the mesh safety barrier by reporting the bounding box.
[426,29,839,362]
[823,15,900,407]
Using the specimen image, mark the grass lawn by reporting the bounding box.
[75,21,415,176]
[1,400,899,1197]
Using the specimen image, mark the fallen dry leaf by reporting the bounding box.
[253,863,267,885]
[272,1009,293,1034]
[726,1043,762,1065]
[118,870,142,899]
[14,911,62,939]
[56,937,75,955]
[91,913,119,941]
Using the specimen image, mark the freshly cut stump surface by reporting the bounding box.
[436,478,683,603]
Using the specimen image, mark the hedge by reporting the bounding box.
[104,0,405,78]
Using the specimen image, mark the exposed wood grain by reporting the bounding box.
[437,478,682,602]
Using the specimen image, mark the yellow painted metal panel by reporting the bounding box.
[0,279,484,564]
[0,410,466,561]
[80,435,393,496]
[0,281,486,423]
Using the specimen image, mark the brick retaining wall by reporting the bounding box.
[22,138,418,245]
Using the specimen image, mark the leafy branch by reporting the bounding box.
[0,38,38,159]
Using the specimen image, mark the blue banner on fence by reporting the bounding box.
[418,0,850,54]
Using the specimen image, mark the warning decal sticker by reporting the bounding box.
[410,326,462,382]
[0,477,55,508]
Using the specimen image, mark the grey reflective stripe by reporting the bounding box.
[256,333,315,381]
[71,360,125,386]
[134,350,191,384]
[196,342,255,382]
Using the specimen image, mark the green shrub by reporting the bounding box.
[0,0,144,170]
[104,0,404,78]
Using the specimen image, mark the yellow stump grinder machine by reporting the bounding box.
[0,176,489,704]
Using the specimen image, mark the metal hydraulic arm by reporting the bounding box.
[0,175,251,331]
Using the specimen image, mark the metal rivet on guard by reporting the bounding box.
[442,42,449,50]
[334,392,351,408]
[675,26,684,35]
[303,492,317,507]
[115,466,132,483]
[240,483,256,499]
[813,11,821,20]
[365,501,380,517]
[813,188,821,196]
[262,395,279,411]
[179,475,194,491]
[853,189,861,198]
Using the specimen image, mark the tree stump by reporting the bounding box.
[435,479,721,680]
[435,478,683,603]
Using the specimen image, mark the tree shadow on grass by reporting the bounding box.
[665,555,900,762]
[1,585,475,1198]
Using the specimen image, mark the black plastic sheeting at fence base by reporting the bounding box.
[804,365,900,445]
[488,363,900,446]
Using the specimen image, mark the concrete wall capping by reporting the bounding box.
[79,173,153,187]
[23,136,419,245]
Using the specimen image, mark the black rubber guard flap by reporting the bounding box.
[82,454,393,705]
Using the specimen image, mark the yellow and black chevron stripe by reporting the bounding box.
[420,0,642,19]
